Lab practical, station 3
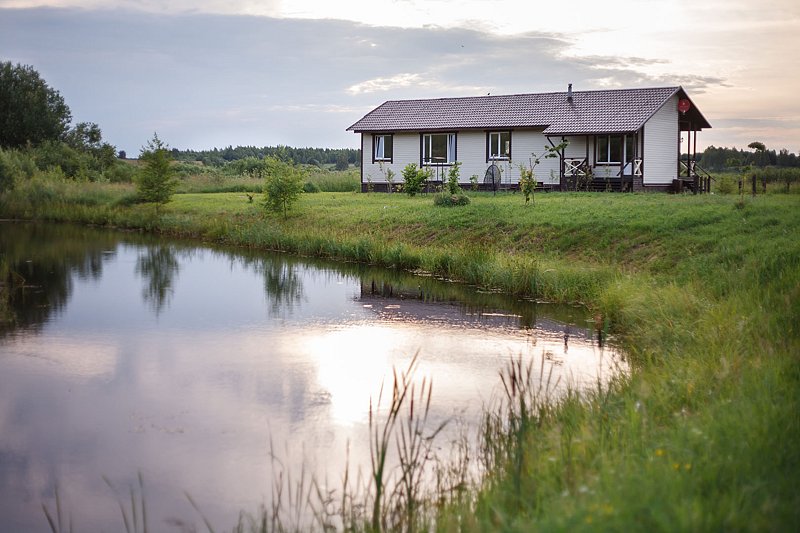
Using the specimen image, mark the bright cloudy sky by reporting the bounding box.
[1,0,798,153]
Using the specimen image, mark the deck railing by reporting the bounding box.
[564,158,588,177]
[633,158,643,177]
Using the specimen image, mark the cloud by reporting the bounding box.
[0,6,757,152]
[347,73,424,95]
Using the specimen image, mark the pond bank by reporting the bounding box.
[1,184,799,530]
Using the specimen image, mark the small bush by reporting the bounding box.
[716,174,736,194]
[303,181,321,193]
[401,163,430,197]
[0,149,36,192]
[433,193,471,207]
[104,161,137,183]
[447,161,462,195]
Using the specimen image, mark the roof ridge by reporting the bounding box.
[379,86,681,105]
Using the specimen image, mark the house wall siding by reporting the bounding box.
[643,95,679,185]
[361,129,564,186]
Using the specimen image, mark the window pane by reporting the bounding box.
[609,135,622,163]
[500,132,510,157]
[384,136,393,160]
[375,135,392,161]
[430,134,447,162]
[597,136,609,163]
[625,135,634,162]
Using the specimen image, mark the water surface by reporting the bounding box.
[0,222,622,531]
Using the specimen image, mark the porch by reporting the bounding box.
[559,157,643,192]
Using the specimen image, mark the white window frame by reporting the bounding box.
[596,134,628,165]
[422,133,456,165]
[488,131,511,161]
[373,134,393,163]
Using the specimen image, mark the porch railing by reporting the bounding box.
[564,158,588,177]
[633,158,643,177]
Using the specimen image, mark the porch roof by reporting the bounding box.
[347,86,711,134]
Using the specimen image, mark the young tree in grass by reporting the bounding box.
[137,132,177,208]
[263,157,305,217]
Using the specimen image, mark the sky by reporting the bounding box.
[1,0,799,154]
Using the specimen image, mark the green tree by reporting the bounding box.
[136,133,177,207]
[748,141,767,167]
[0,62,72,148]
[263,157,305,217]
[335,152,349,171]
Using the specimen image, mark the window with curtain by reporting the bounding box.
[373,134,393,162]
[488,131,511,160]
[422,133,456,164]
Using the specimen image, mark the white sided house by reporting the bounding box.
[347,86,712,193]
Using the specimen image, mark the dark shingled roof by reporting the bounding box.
[347,86,711,134]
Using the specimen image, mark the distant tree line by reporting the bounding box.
[171,145,360,169]
[698,144,800,171]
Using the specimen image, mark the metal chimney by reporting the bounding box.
[567,83,573,103]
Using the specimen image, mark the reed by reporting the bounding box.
[102,472,148,533]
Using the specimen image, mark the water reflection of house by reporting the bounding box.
[359,278,599,346]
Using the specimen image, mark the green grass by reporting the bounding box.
[2,183,799,531]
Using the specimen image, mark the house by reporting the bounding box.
[346,85,711,193]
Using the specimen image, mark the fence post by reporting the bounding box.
[762,175,767,194]
[752,174,757,196]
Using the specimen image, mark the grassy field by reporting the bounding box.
[2,183,798,531]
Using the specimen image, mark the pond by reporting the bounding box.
[0,221,624,532]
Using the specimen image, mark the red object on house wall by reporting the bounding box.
[678,99,691,113]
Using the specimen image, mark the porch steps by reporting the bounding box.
[563,178,629,192]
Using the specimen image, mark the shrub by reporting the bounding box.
[303,181,320,193]
[0,150,17,193]
[104,161,137,183]
[401,163,430,197]
[716,174,736,194]
[447,161,462,195]
[0,148,36,192]
[433,193,471,207]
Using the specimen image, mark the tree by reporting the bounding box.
[0,62,72,148]
[63,121,117,172]
[263,157,305,217]
[748,141,767,167]
[335,152,349,171]
[136,133,177,207]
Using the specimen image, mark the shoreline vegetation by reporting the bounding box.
[1,179,799,531]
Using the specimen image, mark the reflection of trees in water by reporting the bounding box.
[260,260,305,316]
[0,223,115,337]
[227,250,307,317]
[135,246,180,315]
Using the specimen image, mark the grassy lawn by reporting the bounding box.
[2,184,798,530]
